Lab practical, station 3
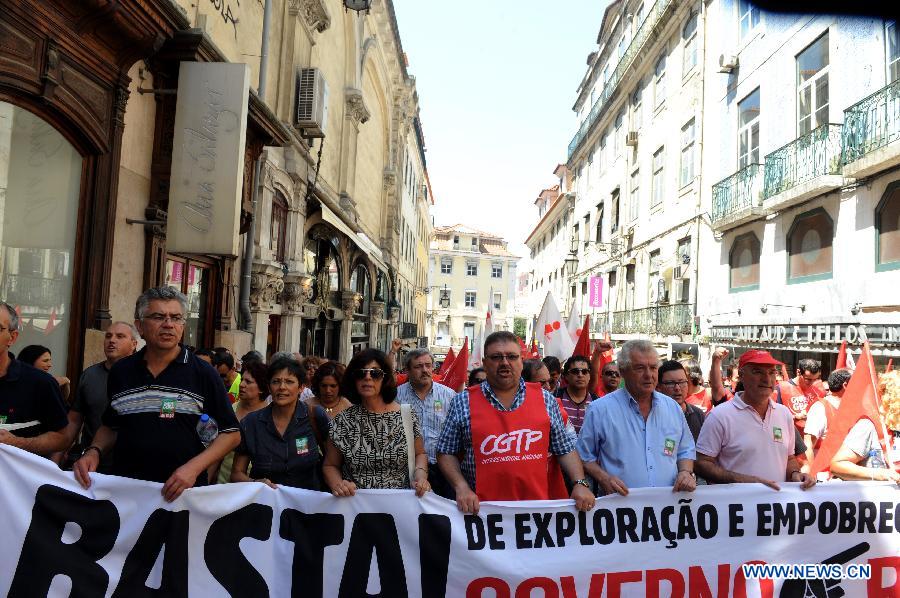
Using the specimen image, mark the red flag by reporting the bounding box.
[593,334,615,395]
[530,339,540,359]
[887,359,894,374]
[518,336,528,357]
[441,337,469,392]
[780,363,790,381]
[571,315,591,358]
[836,340,848,370]
[437,347,456,376]
[810,342,889,476]
[44,308,57,335]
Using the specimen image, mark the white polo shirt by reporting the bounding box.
[696,392,796,483]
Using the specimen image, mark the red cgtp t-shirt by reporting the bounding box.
[685,388,712,413]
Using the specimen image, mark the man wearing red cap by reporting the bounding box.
[695,350,815,490]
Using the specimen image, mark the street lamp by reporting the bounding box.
[439,284,450,308]
[565,235,579,278]
[343,0,371,12]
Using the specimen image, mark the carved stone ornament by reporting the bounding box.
[369,300,385,324]
[289,0,332,32]
[345,89,371,125]
[341,291,363,320]
[339,192,359,222]
[389,305,401,323]
[383,169,397,194]
[250,272,285,312]
[281,282,304,314]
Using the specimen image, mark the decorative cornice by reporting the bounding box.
[289,0,331,33]
[345,88,371,125]
[341,291,363,320]
[250,271,285,312]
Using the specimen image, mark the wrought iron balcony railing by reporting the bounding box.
[712,163,763,225]
[0,274,66,309]
[763,123,843,199]
[400,322,418,339]
[610,304,692,336]
[842,78,900,165]
[567,0,676,159]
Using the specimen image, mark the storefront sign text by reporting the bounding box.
[710,323,900,347]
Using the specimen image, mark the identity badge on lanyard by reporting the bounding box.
[773,426,783,443]
[160,398,176,419]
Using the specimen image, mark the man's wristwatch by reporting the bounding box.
[81,445,102,459]
[574,478,591,489]
[679,470,696,479]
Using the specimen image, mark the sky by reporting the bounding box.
[391,0,608,265]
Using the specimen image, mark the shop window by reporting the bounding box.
[787,208,833,283]
[876,182,900,270]
[729,232,761,291]
[165,257,212,349]
[270,192,288,263]
[0,102,82,368]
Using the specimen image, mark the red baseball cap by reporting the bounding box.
[738,349,782,368]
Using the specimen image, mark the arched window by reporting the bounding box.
[876,181,900,271]
[349,263,371,316]
[270,192,288,262]
[303,226,341,304]
[787,208,833,282]
[729,232,761,291]
[682,12,698,74]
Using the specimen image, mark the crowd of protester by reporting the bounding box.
[0,285,896,515]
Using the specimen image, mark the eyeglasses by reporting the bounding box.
[485,353,521,363]
[660,380,689,388]
[270,377,299,387]
[602,370,621,377]
[567,368,590,376]
[143,313,185,325]
[354,368,385,380]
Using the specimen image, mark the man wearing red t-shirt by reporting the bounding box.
[774,358,826,436]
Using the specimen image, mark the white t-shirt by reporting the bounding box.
[843,419,886,469]
[804,400,828,440]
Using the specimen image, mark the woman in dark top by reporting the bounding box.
[231,357,328,489]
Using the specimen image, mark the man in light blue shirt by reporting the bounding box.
[577,339,696,495]
[396,348,457,498]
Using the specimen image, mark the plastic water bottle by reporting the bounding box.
[196,414,218,447]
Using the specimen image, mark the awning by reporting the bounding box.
[319,204,391,274]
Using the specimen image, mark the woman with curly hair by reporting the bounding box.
[830,370,900,482]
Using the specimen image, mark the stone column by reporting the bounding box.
[339,291,362,363]
[369,300,385,349]
[280,274,313,353]
[249,269,284,354]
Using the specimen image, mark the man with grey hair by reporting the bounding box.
[0,301,69,456]
[397,347,457,498]
[74,287,240,501]
[577,339,696,495]
[63,321,140,470]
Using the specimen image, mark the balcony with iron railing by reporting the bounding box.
[567,0,677,160]
[0,274,66,309]
[762,123,844,212]
[841,78,900,178]
[610,303,692,336]
[711,163,766,231]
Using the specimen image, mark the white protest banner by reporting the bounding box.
[1,445,899,597]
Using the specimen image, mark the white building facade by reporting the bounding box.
[700,5,900,372]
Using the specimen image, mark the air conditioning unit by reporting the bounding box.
[625,131,639,147]
[718,54,738,73]
[672,264,684,280]
[294,68,329,138]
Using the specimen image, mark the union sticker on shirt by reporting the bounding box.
[0,415,6,425]
[773,426,784,443]
[160,398,176,419]
[295,437,309,455]
[434,399,443,413]
[663,438,676,457]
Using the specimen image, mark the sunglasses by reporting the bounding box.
[567,368,590,376]
[354,368,385,381]
[602,370,621,377]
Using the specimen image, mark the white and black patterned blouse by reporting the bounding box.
[329,404,422,489]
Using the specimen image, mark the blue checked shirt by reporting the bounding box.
[396,381,457,463]
[435,379,576,491]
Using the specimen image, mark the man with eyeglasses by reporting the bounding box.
[437,331,595,514]
[695,350,815,491]
[657,360,705,442]
[0,301,69,456]
[396,348,457,498]
[577,340,696,496]
[74,287,241,502]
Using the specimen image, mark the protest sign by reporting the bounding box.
[0,446,898,597]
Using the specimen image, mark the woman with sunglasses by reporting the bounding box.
[324,348,430,497]
[306,361,351,419]
[231,357,328,489]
